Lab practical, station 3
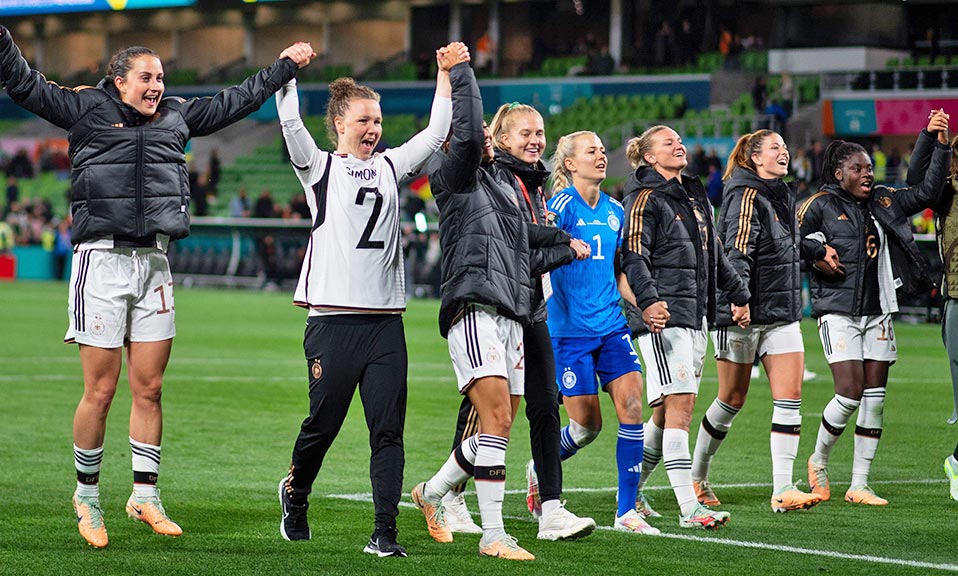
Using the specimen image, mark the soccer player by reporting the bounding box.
[901,110,958,501]
[619,125,751,530]
[691,130,822,513]
[0,26,311,549]
[410,66,592,559]
[275,43,464,556]
[426,100,596,544]
[800,111,951,506]
[546,131,659,535]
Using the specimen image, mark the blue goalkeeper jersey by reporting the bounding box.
[546,186,627,338]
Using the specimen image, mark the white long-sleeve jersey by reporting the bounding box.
[276,80,451,314]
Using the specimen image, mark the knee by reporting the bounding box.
[83,384,117,412]
[484,406,514,437]
[132,378,164,405]
[567,419,600,448]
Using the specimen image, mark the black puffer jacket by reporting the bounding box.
[906,128,958,298]
[0,26,297,245]
[714,167,802,326]
[797,136,951,317]
[428,63,574,337]
[621,165,750,335]
[494,151,575,325]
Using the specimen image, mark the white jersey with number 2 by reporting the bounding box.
[276,80,451,315]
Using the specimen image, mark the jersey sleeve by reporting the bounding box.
[384,94,452,178]
[276,79,328,197]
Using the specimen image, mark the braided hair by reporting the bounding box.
[821,139,867,187]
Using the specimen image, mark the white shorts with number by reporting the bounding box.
[65,248,176,348]
[637,317,708,407]
[711,321,804,363]
[447,304,525,395]
[817,313,897,364]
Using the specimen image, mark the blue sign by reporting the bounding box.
[0,0,195,17]
[831,99,877,136]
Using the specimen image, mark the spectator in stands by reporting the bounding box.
[676,19,696,66]
[706,160,723,209]
[4,175,18,215]
[690,144,708,177]
[807,140,825,188]
[871,143,888,185]
[53,214,72,280]
[6,148,33,179]
[253,188,276,218]
[654,21,676,68]
[207,150,221,191]
[229,187,250,218]
[0,215,13,252]
[289,193,310,220]
[752,76,768,113]
[586,44,615,76]
[705,148,723,172]
[791,147,810,185]
[189,169,209,216]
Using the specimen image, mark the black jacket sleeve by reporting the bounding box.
[892,133,951,216]
[429,63,482,200]
[0,26,90,130]
[621,191,660,311]
[906,129,937,187]
[715,236,751,306]
[528,223,574,276]
[179,57,298,137]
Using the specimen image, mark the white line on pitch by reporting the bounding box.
[326,480,957,573]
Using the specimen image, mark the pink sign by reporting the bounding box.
[876,99,958,135]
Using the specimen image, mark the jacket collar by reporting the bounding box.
[494,150,550,191]
[628,164,704,201]
[727,166,790,201]
[97,77,154,127]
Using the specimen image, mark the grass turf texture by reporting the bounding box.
[0,281,955,575]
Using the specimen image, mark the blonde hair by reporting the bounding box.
[325,77,381,146]
[490,102,543,152]
[550,131,598,194]
[625,125,672,169]
[723,129,777,181]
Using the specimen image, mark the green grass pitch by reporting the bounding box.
[0,281,955,575]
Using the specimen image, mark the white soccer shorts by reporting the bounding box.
[65,248,176,348]
[637,317,708,407]
[711,320,804,363]
[447,304,525,395]
[817,313,897,364]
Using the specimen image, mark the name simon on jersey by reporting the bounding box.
[345,166,377,180]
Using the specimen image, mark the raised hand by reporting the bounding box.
[280,42,317,69]
[436,42,471,72]
[927,108,950,145]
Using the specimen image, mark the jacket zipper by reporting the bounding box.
[135,127,145,237]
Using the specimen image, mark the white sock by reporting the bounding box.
[74,444,103,499]
[852,388,885,487]
[692,399,739,481]
[638,419,663,491]
[770,399,802,492]
[474,434,508,541]
[425,434,478,501]
[130,437,160,499]
[663,428,697,517]
[812,395,860,465]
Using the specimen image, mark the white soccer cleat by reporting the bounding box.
[613,508,660,535]
[946,455,958,501]
[525,459,541,520]
[441,491,482,534]
[635,491,662,518]
[536,501,596,540]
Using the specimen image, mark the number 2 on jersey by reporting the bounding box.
[355,186,385,249]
